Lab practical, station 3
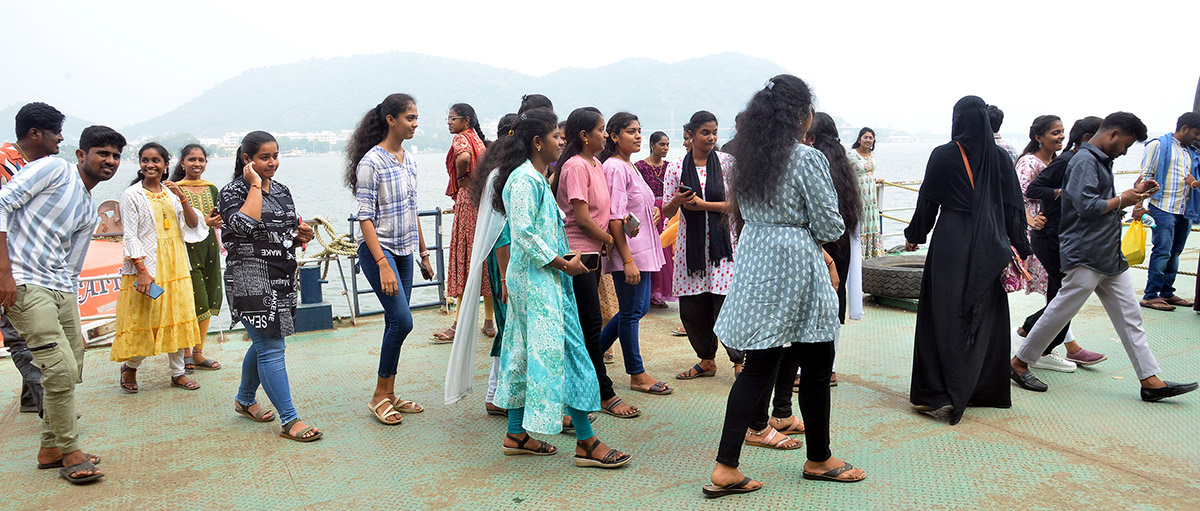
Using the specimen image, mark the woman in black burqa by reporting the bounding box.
[903,96,1031,425]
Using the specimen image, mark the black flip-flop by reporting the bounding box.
[803,463,864,483]
[59,460,104,485]
[38,454,101,470]
[702,476,761,498]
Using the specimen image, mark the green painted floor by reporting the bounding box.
[2,259,1198,510]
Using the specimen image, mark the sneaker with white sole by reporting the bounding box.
[1030,352,1077,373]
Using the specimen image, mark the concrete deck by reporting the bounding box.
[2,252,1198,510]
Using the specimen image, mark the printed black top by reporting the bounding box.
[218,177,299,338]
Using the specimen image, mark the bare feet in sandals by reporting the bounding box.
[431,324,456,344]
[630,372,672,395]
[803,455,866,482]
[706,463,763,497]
[283,419,321,440]
[481,320,497,338]
[769,415,805,435]
[744,426,799,450]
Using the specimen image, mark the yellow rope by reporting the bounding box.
[302,215,358,279]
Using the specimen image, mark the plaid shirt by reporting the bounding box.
[994,134,1018,163]
[355,145,420,256]
[1140,135,1195,215]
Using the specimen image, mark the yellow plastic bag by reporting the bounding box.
[1121,220,1147,266]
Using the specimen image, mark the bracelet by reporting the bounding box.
[624,258,634,264]
[420,250,430,258]
[501,278,507,283]
[250,184,262,190]
[375,256,386,264]
[826,260,834,267]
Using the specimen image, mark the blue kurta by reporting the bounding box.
[492,162,600,434]
[715,144,845,350]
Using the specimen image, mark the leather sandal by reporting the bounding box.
[502,433,557,456]
[574,438,631,469]
[234,400,275,422]
[171,375,200,391]
[279,419,323,442]
[369,399,403,425]
[119,363,138,394]
[1140,298,1176,311]
[745,427,801,450]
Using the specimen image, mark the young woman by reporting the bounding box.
[490,107,631,468]
[903,96,1031,426]
[112,143,202,393]
[635,131,673,308]
[705,75,864,498]
[552,107,640,419]
[1015,116,1106,368]
[221,130,321,442]
[170,144,223,373]
[434,103,496,342]
[597,113,669,395]
[345,93,436,424]
[849,127,884,260]
[664,111,744,380]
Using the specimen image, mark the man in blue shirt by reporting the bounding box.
[1137,112,1200,311]
[1010,112,1197,402]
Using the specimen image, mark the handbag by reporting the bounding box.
[1121,220,1147,266]
[957,143,1031,293]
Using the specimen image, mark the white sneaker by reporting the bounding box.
[1030,351,1077,373]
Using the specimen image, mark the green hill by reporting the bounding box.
[125,52,788,146]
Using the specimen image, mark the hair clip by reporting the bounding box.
[519,113,528,121]
[507,129,514,136]
[764,80,775,91]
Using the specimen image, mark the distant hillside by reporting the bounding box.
[0,104,96,143]
[125,52,788,146]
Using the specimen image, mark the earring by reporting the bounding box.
[536,145,542,151]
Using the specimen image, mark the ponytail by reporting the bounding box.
[1020,115,1062,159]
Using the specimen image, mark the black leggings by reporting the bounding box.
[679,293,744,364]
[573,269,614,401]
[716,342,834,467]
[1021,231,1070,355]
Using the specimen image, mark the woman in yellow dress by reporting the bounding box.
[112,143,203,392]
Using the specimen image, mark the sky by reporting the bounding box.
[5,0,1198,135]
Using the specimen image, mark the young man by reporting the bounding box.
[1009,112,1197,402]
[0,125,124,484]
[1138,112,1200,311]
[0,102,66,413]
[987,105,1018,163]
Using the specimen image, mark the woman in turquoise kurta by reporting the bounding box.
[488,108,631,469]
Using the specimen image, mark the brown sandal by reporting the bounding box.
[119,363,138,394]
[772,416,805,435]
[171,375,200,391]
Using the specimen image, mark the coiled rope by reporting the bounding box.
[303,215,357,279]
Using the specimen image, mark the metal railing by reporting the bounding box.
[346,208,449,317]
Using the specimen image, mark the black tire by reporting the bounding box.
[862,255,925,299]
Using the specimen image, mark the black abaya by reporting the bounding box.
[904,96,1031,425]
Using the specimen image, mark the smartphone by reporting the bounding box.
[420,262,433,281]
[677,184,694,195]
[623,213,641,237]
[567,252,602,271]
[147,283,165,300]
[1143,185,1160,196]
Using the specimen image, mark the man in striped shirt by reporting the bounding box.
[0,102,65,414]
[1138,112,1200,311]
[0,125,123,484]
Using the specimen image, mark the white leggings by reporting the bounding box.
[486,357,500,404]
[125,349,186,378]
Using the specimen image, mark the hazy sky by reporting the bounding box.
[5,0,1197,135]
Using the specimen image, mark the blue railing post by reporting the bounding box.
[346,209,450,318]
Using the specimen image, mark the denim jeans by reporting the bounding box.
[358,244,414,378]
[599,271,651,375]
[1144,204,1192,300]
[237,322,297,425]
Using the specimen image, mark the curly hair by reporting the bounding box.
[344,93,415,190]
[728,74,815,212]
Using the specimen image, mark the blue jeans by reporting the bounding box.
[1144,204,1192,300]
[237,322,297,425]
[358,244,414,378]
[599,271,652,375]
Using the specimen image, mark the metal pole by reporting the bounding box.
[347,216,360,318]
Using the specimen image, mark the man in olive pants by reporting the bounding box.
[0,126,123,484]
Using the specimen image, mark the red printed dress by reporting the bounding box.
[445,129,491,298]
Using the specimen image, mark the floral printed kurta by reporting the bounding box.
[492,162,600,434]
[848,150,884,259]
[1014,154,1050,295]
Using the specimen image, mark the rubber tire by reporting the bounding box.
[862,254,925,299]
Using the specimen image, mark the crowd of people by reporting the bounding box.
[0,74,1196,496]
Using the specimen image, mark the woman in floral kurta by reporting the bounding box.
[493,161,600,434]
[848,149,884,259]
[1013,154,1050,295]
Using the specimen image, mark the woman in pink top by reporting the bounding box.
[552,107,641,419]
[597,113,670,396]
